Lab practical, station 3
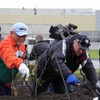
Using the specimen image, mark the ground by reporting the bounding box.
[0,77,98,100]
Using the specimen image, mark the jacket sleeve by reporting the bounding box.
[0,41,23,69]
[51,50,72,79]
[79,51,98,88]
[82,58,98,88]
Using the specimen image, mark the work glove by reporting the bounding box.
[96,81,100,95]
[92,81,100,100]
[19,63,29,78]
[66,74,80,86]
[93,97,100,100]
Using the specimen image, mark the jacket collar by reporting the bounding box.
[6,34,17,46]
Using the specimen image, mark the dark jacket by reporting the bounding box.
[37,34,98,88]
[29,40,50,61]
[0,34,4,41]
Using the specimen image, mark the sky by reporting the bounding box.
[0,0,99,10]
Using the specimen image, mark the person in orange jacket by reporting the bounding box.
[0,22,29,96]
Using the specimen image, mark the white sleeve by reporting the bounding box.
[81,51,89,67]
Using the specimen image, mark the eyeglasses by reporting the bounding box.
[18,35,27,38]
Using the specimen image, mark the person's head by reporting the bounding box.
[10,22,28,45]
[35,35,43,43]
[73,35,91,56]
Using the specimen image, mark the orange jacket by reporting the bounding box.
[0,34,25,69]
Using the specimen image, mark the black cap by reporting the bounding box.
[76,35,91,50]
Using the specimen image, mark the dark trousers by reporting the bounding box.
[33,77,66,95]
[33,66,67,95]
[0,83,11,96]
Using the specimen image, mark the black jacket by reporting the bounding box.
[0,34,4,41]
[37,34,98,87]
[29,40,50,61]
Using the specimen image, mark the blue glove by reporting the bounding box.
[66,74,80,86]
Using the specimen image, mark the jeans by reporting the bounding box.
[47,84,73,93]
[0,83,11,96]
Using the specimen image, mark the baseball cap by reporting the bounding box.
[76,35,91,50]
[12,22,28,36]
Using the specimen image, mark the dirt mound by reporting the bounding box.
[0,78,97,100]
[0,84,97,100]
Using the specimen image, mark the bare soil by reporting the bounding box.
[0,78,97,100]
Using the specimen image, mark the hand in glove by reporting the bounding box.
[96,81,100,96]
[93,97,99,100]
[66,74,80,86]
[19,63,29,78]
[92,81,100,100]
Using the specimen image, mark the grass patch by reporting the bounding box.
[88,50,99,59]
[74,68,99,78]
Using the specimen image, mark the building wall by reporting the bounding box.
[96,10,100,31]
[0,15,96,33]
[0,8,99,41]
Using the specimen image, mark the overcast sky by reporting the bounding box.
[0,0,99,10]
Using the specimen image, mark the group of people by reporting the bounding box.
[0,22,100,100]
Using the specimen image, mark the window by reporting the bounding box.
[28,39,36,45]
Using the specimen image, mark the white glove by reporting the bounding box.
[96,81,100,95]
[93,81,100,100]
[19,63,29,78]
[93,97,98,100]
